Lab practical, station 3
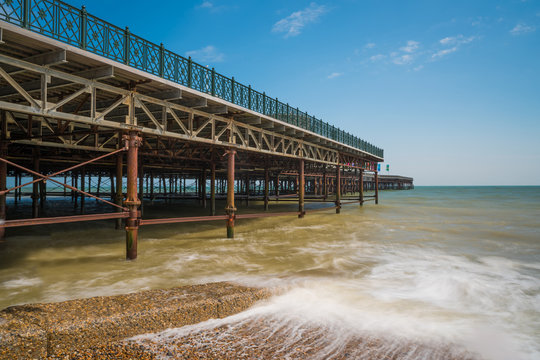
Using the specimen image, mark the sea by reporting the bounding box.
[1,186,539,359]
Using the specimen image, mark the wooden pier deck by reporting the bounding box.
[0,0,411,258]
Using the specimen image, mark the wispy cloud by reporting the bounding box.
[510,23,536,35]
[440,35,475,45]
[431,34,477,60]
[363,33,478,70]
[369,54,386,62]
[272,3,328,38]
[199,1,213,8]
[432,46,458,59]
[388,40,420,65]
[365,42,376,49]
[185,45,224,63]
[393,54,414,65]
[327,72,343,79]
[400,40,419,53]
[197,1,227,12]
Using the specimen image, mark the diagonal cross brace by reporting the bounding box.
[0,153,128,211]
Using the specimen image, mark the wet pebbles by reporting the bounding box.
[0,282,270,359]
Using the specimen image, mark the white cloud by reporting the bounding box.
[393,54,414,65]
[440,36,455,45]
[365,42,376,49]
[431,35,477,61]
[413,65,424,71]
[369,54,386,62]
[432,46,458,59]
[440,35,475,45]
[199,1,213,8]
[272,3,328,38]
[327,72,343,79]
[400,40,419,53]
[510,23,536,35]
[186,45,224,63]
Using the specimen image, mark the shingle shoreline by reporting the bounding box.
[0,282,271,359]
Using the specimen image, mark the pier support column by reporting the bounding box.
[264,168,269,211]
[0,143,6,241]
[359,168,364,205]
[202,168,207,209]
[323,169,328,201]
[298,159,305,218]
[115,153,123,229]
[226,150,236,238]
[335,165,341,214]
[125,132,141,260]
[210,163,216,216]
[375,170,379,205]
[275,174,280,200]
[32,148,39,218]
[139,161,144,216]
[245,173,249,207]
[80,167,85,214]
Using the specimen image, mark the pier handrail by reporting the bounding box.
[0,0,383,158]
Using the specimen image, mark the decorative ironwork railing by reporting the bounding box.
[0,0,383,158]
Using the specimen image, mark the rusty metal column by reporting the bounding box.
[0,144,6,241]
[115,152,123,229]
[0,111,6,241]
[139,160,144,216]
[210,163,216,216]
[264,168,269,211]
[202,168,207,208]
[226,150,236,238]
[125,132,141,260]
[375,170,379,205]
[359,168,364,205]
[245,173,249,207]
[275,174,280,201]
[32,148,39,218]
[335,165,341,214]
[299,159,305,218]
[150,171,154,201]
[323,169,328,201]
[80,167,85,214]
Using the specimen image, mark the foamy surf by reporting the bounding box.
[129,285,478,359]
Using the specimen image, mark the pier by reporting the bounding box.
[0,0,411,259]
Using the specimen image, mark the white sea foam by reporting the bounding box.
[0,276,42,289]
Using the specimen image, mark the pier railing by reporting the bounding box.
[0,0,383,159]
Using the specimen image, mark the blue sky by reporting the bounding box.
[69,0,540,185]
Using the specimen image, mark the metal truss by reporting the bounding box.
[0,53,342,165]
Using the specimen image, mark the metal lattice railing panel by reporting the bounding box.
[0,0,23,25]
[28,0,54,35]
[56,3,80,45]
